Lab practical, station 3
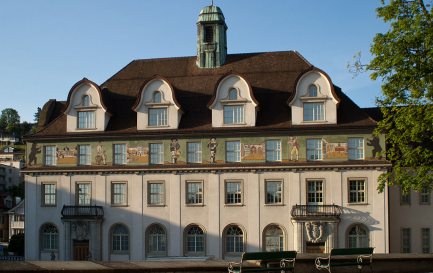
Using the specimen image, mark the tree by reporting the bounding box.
[8,233,24,256]
[34,107,41,124]
[0,108,20,135]
[367,0,433,192]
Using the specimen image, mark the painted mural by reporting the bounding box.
[170,138,181,164]
[95,144,107,165]
[28,143,41,166]
[207,137,218,163]
[288,137,299,161]
[56,146,77,165]
[242,143,265,161]
[127,146,149,164]
[323,140,347,159]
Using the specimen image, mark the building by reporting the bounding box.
[7,199,24,240]
[0,192,13,242]
[24,5,389,261]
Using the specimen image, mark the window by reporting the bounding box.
[42,183,56,206]
[348,179,366,204]
[225,181,242,205]
[148,108,167,126]
[420,188,431,205]
[401,228,411,253]
[185,225,205,256]
[82,95,90,106]
[228,88,238,100]
[266,140,281,162]
[111,182,127,206]
[147,224,167,256]
[113,144,127,165]
[308,84,318,97]
[306,139,323,161]
[41,223,58,251]
[149,143,164,164]
[307,180,324,205]
[148,181,165,206]
[78,145,91,166]
[187,142,202,163]
[44,146,57,166]
[265,180,282,204]
[223,105,245,124]
[401,188,411,205]
[76,183,91,205]
[422,228,431,253]
[226,141,241,163]
[263,225,284,252]
[348,138,364,160]
[111,224,129,253]
[303,102,324,121]
[153,91,162,103]
[204,25,214,43]
[225,225,244,256]
[77,111,95,129]
[186,181,203,205]
[347,224,369,248]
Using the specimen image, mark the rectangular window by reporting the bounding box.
[422,228,431,253]
[307,139,323,161]
[187,142,202,163]
[77,111,95,129]
[111,182,127,206]
[225,181,242,205]
[303,102,324,121]
[223,105,245,124]
[149,143,164,164]
[42,183,56,206]
[266,140,281,162]
[348,138,365,160]
[226,141,241,163]
[401,188,411,205]
[307,180,324,205]
[44,146,57,166]
[113,144,127,165]
[265,180,282,204]
[401,228,411,253]
[76,183,91,205]
[420,188,431,205]
[78,145,91,166]
[148,108,167,126]
[348,179,366,203]
[186,181,203,205]
[148,181,165,205]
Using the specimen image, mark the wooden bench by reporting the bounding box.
[228,251,297,273]
[315,247,374,273]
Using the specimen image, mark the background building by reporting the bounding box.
[24,5,389,261]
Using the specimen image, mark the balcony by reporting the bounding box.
[291,204,342,220]
[10,221,24,229]
[61,205,104,221]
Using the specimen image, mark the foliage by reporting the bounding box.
[8,182,25,199]
[8,233,24,256]
[0,108,20,135]
[367,0,433,192]
[34,107,41,123]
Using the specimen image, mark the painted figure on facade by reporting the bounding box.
[306,221,324,243]
[95,144,107,165]
[288,137,299,161]
[28,143,40,166]
[170,138,180,163]
[208,137,218,163]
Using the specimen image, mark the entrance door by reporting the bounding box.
[73,240,89,260]
[306,242,325,253]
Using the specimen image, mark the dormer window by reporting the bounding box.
[308,84,318,97]
[228,88,237,100]
[77,111,96,129]
[223,105,244,124]
[82,95,90,106]
[303,102,324,122]
[204,26,214,43]
[153,91,162,103]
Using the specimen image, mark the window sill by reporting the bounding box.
[302,120,327,124]
[347,202,369,206]
[225,204,244,207]
[41,204,57,207]
[186,203,205,207]
[147,204,166,207]
[264,203,285,207]
[111,204,128,207]
[75,128,97,130]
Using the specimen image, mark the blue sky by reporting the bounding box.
[0,0,387,122]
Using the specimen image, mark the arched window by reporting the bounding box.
[111,224,129,253]
[184,225,205,256]
[347,224,369,248]
[146,224,167,256]
[82,95,90,106]
[308,84,318,97]
[228,88,238,100]
[224,225,244,256]
[263,225,284,252]
[40,223,58,251]
[153,91,162,103]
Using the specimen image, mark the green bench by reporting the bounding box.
[228,251,297,273]
[315,247,374,273]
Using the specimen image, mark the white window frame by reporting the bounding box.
[401,228,411,253]
[40,223,58,252]
[265,180,283,205]
[111,224,129,254]
[111,182,127,206]
[347,224,369,248]
[78,145,91,166]
[76,182,91,205]
[306,139,323,161]
[225,180,243,205]
[421,228,431,254]
[77,111,96,129]
[43,146,57,166]
[147,224,167,257]
[223,105,245,125]
[42,183,56,206]
[226,141,241,163]
[265,140,281,162]
[148,181,165,206]
[307,180,324,205]
[184,225,205,256]
[224,225,244,256]
[420,188,431,205]
[263,225,284,252]
[348,138,365,160]
[149,143,164,165]
[148,107,168,127]
[303,102,325,122]
[186,181,204,205]
[113,144,127,165]
[187,142,202,163]
[348,179,367,204]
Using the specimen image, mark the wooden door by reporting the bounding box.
[73,240,89,260]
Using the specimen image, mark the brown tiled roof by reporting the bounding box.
[31,51,377,139]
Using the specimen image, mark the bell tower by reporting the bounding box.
[196,5,227,68]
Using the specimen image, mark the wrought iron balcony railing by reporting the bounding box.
[61,205,104,220]
[291,204,342,219]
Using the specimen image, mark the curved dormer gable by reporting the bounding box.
[208,74,258,128]
[288,69,340,125]
[64,78,110,133]
[133,76,182,130]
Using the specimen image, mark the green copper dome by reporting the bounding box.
[197,5,225,23]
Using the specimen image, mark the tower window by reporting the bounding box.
[204,26,214,43]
